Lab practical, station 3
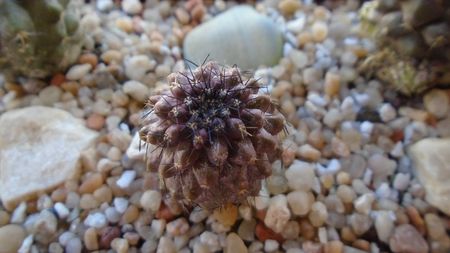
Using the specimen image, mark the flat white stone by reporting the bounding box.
[410,138,450,215]
[0,106,98,209]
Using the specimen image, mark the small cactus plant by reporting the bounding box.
[139,61,286,209]
[0,0,84,80]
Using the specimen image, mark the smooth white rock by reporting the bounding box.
[116,170,136,189]
[0,106,98,209]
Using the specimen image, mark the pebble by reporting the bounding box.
[375,211,395,243]
[423,89,449,118]
[225,232,248,253]
[96,0,113,11]
[39,86,62,106]
[0,224,26,253]
[287,190,313,216]
[349,213,372,236]
[368,154,396,182]
[389,224,429,253]
[54,202,69,219]
[121,0,142,15]
[65,237,82,253]
[111,238,129,253]
[11,202,27,223]
[114,197,129,213]
[290,50,308,69]
[282,220,300,240]
[79,173,103,194]
[200,231,220,252]
[278,0,301,16]
[100,226,121,249]
[238,219,256,241]
[285,161,316,191]
[424,213,447,240]
[116,170,136,189]
[308,201,328,227]
[393,173,410,191]
[336,185,356,204]
[66,64,92,81]
[298,144,321,161]
[84,227,99,250]
[86,114,105,130]
[264,195,291,233]
[123,81,150,103]
[0,211,9,226]
[379,103,397,122]
[124,55,156,81]
[167,218,189,236]
[324,72,341,97]
[84,212,107,229]
[354,193,375,215]
[140,190,162,212]
[312,21,328,42]
[265,239,279,252]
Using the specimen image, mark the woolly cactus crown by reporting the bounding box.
[139,61,286,209]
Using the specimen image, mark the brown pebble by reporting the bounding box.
[406,206,426,234]
[191,4,206,22]
[324,72,341,97]
[299,219,316,240]
[155,203,176,221]
[84,227,99,250]
[352,239,370,251]
[100,226,121,249]
[121,205,139,224]
[255,222,284,242]
[123,232,140,246]
[278,0,301,16]
[213,204,238,227]
[79,53,98,68]
[51,188,68,202]
[324,240,343,253]
[331,137,350,157]
[175,8,190,25]
[86,114,106,131]
[61,81,79,96]
[0,210,10,226]
[341,226,356,242]
[93,185,113,204]
[50,73,66,86]
[79,173,104,194]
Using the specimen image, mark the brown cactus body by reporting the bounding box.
[139,62,285,209]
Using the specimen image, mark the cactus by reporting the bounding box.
[0,0,84,79]
[359,0,450,95]
[139,61,286,209]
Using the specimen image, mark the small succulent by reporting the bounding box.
[139,61,286,209]
[0,0,84,80]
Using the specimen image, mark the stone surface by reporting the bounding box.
[389,224,429,253]
[409,138,450,215]
[225,232,248,253]
[183,5,283,70]
[0,106,98,209]
[0,224,27,253]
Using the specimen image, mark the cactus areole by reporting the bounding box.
[139,61,286,209]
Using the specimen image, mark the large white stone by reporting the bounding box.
[0,106,98,209]
[409,138,450,215]
[183,5,283,70]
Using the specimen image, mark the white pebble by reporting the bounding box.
[379,103,396,122]
[140,190,162,212]
[317,159,341,175]
[318,227,328,243]
[114,197,129,214]
[189,208,209,223]
[375,183,391,199]
[125,55,156,81]
[39,86,62,106]
[264,195,291,233]
[424,89,449,118]
[96,0,114,11]
[123,81,150,103]
[66,64,92,81]
[375,211,395,243]
[11,202,27,223]
[105,207,121,223]
[54,202,70,219]
[264,239,279,252]
[285,161,315,191]
[151,219,167,238]
[199,232,220,252]
[312,21,328,42]
[116,170,136,189]
[121,0,143,15]
[354,193,375,215]
[84,212,107,228]
[66,237,82,253]
[59,231,76,246]
[393,173,410,191]
[289,50,308,69]
[360,121,374,137]
[390,142,404,158]
[286,16,305,33]
[287,191,312,216]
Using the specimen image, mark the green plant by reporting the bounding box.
[139,61,286,209]
[0,0,84,79]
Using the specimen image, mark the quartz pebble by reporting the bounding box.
[140,190,162,212]
[84,212,107,228]
[84,227,99,250]
[167,218,189,236]
[423,89,449,118]
[264,195,291,233]
[308,202,328,227]
[66,64,92,81]
[111,238,129,253]
[116,170,136,189]
[123,81,150,103]
[285,161,316,191]
[287,190,313,216]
